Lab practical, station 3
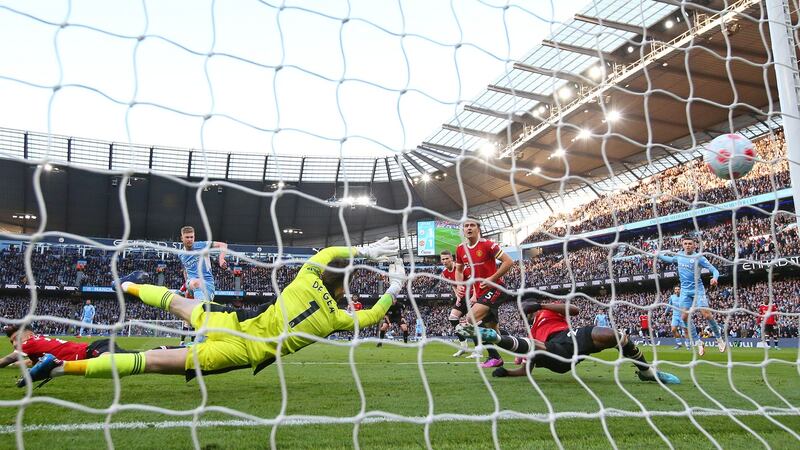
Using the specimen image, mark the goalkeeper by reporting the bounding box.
[18,239,403,386]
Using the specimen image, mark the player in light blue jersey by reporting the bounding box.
[415,320,424,341]
[594,313,610,328]
[666,286,690,350]
[78,300,96,337]
[658,237,724,354]
[179,226,228,301]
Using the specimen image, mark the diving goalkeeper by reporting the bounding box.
[18,238,403,386]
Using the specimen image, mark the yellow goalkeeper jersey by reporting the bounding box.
[239,246,393,372]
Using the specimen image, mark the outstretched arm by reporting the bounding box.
[334,293,395,330]
[0,351,27,369]
[333,258,404,331]
[497,366,529,377]
[301,238,399,276]
[658,254,676,264]
[301,247,358,276]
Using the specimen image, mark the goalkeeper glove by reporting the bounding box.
[385,258,405,297]
[356,236,399,262]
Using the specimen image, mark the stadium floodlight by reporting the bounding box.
[665,19,674,29]
[43,163,53,172]
[531,166,541,175]
[12,213,39,220]
[577,128,591,139]
[479,141,496,157]
[537,105,548,114]
[627,45,635,53]
[605,110,621,122]
[558,86,573,100]
[421,173,431,183]
[552,148,566,158]
[589,65,604,80]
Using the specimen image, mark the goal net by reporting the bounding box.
[0,0,799,448]
[125,320,187,339]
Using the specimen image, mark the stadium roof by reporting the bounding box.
[0,0,784,245]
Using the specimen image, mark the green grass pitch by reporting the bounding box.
[1,337,799,449]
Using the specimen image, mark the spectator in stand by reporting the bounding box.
[524,130,789,244]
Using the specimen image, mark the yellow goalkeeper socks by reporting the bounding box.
[72,353,147,378]
[126,284,175,312]
[63,360,88,375]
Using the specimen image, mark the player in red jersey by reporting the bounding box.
[0,324,137,370]
[639,314,651,345]
[455,218,513,368]
[456,302,680,384]
[441,249,473,357]
[757,302,780,350]
[347,294,363,312]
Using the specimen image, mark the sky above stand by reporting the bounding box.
[0,0,581,157]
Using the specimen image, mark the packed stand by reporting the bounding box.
[2,211,799,302]
[523,130,790,243]
[2,277,797,339]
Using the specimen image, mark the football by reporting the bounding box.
[702,133,757,180]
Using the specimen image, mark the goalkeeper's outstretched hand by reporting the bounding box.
[357,237,399,261]
[385,258,405,298]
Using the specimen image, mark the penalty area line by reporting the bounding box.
[2,410,797,435]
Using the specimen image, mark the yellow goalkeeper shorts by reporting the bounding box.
[184,304,257,374]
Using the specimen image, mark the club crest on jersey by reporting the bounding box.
[476,250,483,257]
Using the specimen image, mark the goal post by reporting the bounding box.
[766,0,800,226]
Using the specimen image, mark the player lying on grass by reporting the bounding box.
[456,301,680,384]
[1,324,138,369]
[18,238,403,387]
[3,324,185,387]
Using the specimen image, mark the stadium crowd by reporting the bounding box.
[1,276,797,340]
[2,208,798,297]
[523,130,789,243]
[569,278,800,339]
[1,129,797,342]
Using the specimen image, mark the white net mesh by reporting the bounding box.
[125,320,186,338]
[1,0,800,448]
